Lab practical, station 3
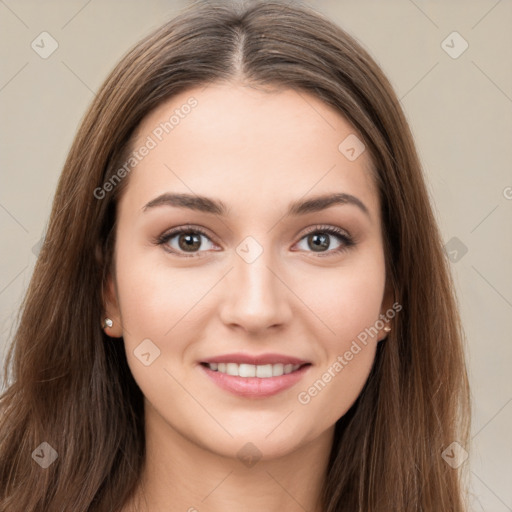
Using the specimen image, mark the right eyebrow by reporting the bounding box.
[142,193,228,215]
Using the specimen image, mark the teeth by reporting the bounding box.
[206,362,301,377]
[226,363,238,376]
[272,363,284,377]
[256,364,273,378]
[239,364,256,377]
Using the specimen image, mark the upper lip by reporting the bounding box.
[201,353,310,366]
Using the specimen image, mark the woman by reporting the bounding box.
[0,0,470,510]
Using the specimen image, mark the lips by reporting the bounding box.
[199,352,312,398]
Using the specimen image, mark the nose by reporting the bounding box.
[218,248,293,334]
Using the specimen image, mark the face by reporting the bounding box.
[104,82,392,461]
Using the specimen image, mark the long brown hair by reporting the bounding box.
[0,1,470,510]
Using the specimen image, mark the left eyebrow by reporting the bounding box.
[288,193,370,218]
[142,192,370,219]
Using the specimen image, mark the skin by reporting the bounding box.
[104,82,393,512]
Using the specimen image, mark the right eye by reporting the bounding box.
[156,226,219,257]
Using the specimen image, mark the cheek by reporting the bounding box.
[297,343,377,432]
[114,250,209,398]
[113,244,210,380]
[115,244,208,337]
[292,255,385,422]
[294,254,386,347]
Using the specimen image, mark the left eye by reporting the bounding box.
[295,229,345,254]
[293,226,354,256]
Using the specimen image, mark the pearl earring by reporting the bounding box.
[102,317,113,329]
[383,325,391,333]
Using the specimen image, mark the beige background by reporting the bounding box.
[1,0,511,509]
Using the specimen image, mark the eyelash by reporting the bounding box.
[154,224,355,258]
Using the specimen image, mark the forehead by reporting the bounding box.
[122,82,379,220]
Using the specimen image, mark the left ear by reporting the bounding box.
[377,280,396,342]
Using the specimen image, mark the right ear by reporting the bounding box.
[101,274,124,338]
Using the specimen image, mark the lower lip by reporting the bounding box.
[199,364,311,398]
